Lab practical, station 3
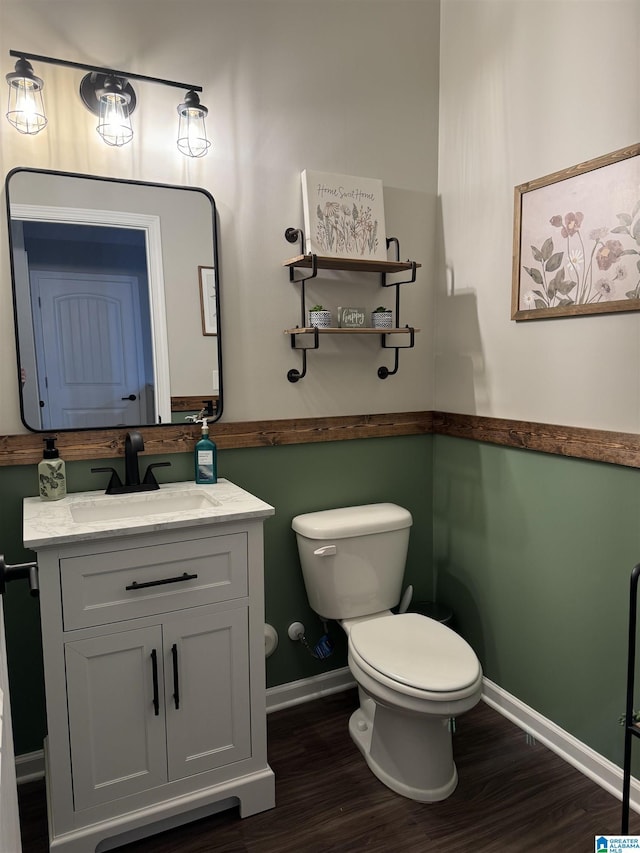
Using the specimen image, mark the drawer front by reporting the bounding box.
[61,533,248,630]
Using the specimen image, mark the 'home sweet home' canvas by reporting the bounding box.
[301,170,387,261]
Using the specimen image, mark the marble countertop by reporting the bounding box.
[23,479,275,549]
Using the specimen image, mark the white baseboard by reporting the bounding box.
[17,670,638,816]
[266,666,355,714]
[482,677,640,814]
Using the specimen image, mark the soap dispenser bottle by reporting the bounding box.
[38,436,67,500]
[194,418,217,484]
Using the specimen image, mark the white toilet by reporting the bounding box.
[292,502,482,802]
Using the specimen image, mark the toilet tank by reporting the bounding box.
[292,503,412,620]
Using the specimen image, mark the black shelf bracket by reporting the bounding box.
[284,229,417,382]
[285,227,319,382]
[287,325,319,383]
[382,237,418,288]
[285,228,318,285]
[377,237,417,379]
[379,326,416,378]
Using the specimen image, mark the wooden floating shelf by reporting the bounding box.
[283,254,421,274]
[282,236,420,380]
[284,327,420,335]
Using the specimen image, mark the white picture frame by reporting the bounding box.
[198,265,217,336]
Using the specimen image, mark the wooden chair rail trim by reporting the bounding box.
[0,411,639,469]
[0,412,433,467]
[432,412,640,469]
[170,395,219,413]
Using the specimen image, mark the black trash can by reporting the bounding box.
[410,601,453,627]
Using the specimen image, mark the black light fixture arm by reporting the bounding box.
[9,50,202,93]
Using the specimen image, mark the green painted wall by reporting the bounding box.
[1,434,433,755]
[433,434,640,768]
[6,430,637,772]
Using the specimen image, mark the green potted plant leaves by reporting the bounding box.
[371,305,393,329]
[307,304,332,328]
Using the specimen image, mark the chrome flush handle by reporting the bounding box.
[313,545,337,557]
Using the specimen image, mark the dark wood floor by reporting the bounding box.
[18,689,640,852]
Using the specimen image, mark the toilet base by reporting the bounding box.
[348,696,458,802]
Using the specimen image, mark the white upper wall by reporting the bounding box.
[0,0,440,433]
[7,1,631,436]
[437,0,640,432]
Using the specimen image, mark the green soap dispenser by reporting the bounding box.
[39,436,67,501]
[195,418,217,484]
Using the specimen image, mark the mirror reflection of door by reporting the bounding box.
[12,219,167,430]
[7,169,222,433]
[31,269,153,429]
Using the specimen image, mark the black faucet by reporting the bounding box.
[124,430,144,487]
[92,430,172,495]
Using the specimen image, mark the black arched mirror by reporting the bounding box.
[6,168,222,432]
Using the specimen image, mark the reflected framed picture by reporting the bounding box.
[511,143,640,321]
[198,265,217,335]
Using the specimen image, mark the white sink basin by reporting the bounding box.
[70,490,222,523]
[22,478,274,550]
[24,479,275,550]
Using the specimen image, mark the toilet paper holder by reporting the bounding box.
[0,554,39,597]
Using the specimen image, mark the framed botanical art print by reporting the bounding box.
[512,143,640,320]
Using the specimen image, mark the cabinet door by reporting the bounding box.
[65,625,168,810]
[164,607,251,780]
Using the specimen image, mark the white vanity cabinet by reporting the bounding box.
[23,480,275,853]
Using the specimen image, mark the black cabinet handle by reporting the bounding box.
[171,643,180,710]
[150,649,160,716]
[126,572,198,591]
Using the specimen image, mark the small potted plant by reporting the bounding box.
[307,304,332,328]
[371,306,393,329]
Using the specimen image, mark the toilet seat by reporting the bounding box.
[348,613,482,701]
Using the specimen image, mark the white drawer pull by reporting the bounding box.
[313,545,336,557]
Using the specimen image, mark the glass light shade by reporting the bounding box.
[5,59,47,135]
[96,78,133,147]
[177,90,211,158]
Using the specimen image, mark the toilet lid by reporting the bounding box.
[348,613,481,693]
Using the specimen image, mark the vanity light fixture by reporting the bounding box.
[177,90,210,158]
[5,50,211,157]
[80,72,135,147]
[5,57,47,135]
